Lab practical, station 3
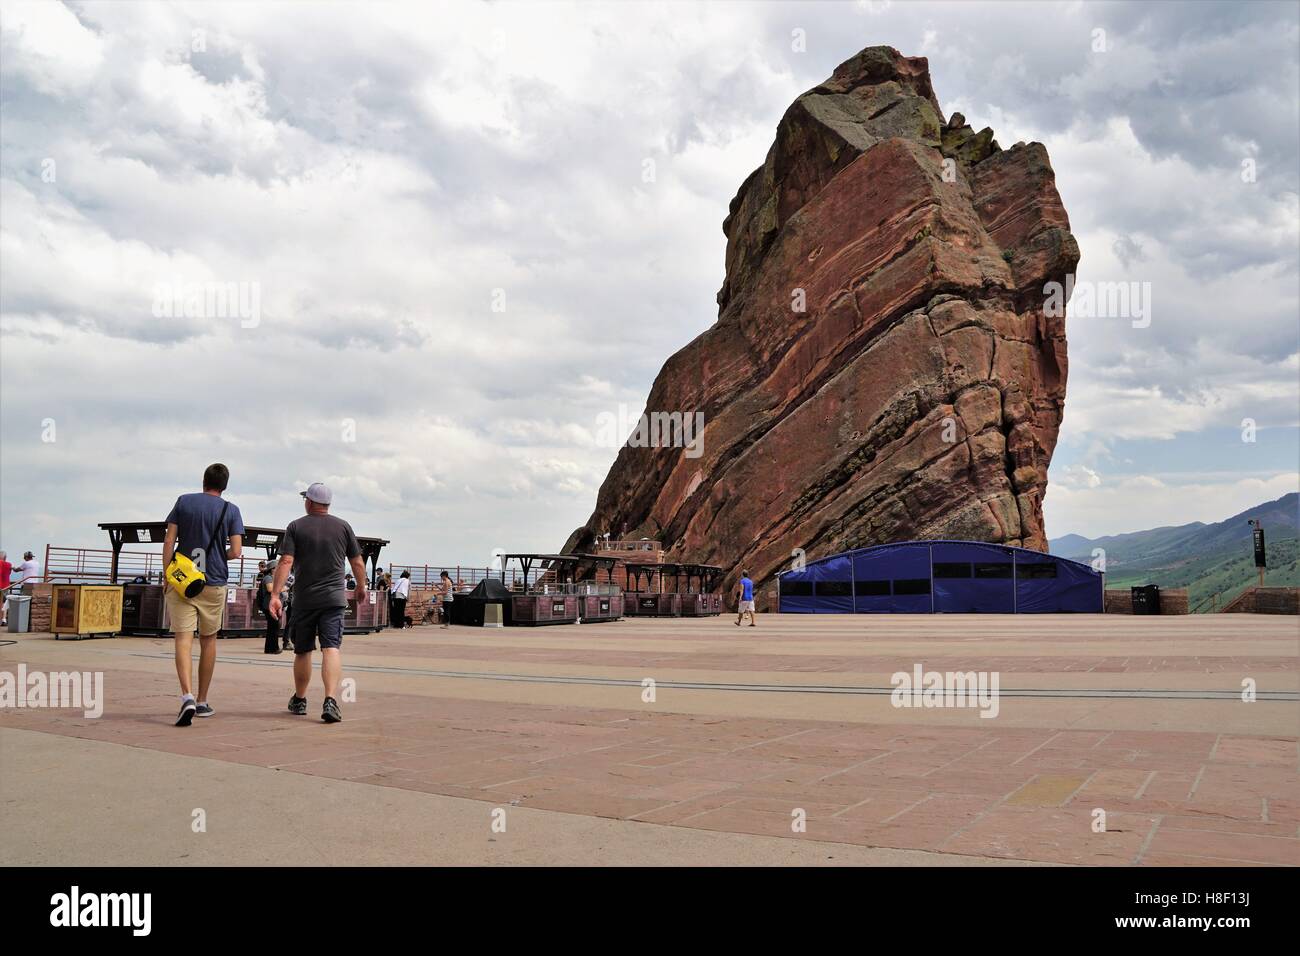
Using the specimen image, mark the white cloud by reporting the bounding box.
[1,0,1296,565]
[0,0,105,96]
[1048,471,1299,537]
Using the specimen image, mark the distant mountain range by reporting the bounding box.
[1049,492,1299,612]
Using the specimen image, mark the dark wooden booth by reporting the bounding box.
[623,563,682,617]
[622,562,723,617]
[97,521,391,636]
[501,554,580,627]
[572,553,623,623]
[677,564,725,616]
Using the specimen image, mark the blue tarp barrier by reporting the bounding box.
[778,540,1103,614]
[1015,551,1102,613]
[853,543,932,612]
[931,542,1015,613]
[806,553,853,612]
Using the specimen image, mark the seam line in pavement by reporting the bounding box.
[127,653,1300,700]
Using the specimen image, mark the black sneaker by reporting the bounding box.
[288,695,307,716]
[322,697,342,723]
[195,703,215,718]
[175,699,197,727]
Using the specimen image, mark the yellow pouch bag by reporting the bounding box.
[167,550,206,598]
[165,500,229,598]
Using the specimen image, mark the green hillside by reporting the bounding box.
[1050,493,1299,613]
[1099,535,1299,611]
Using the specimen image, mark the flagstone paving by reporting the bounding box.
[1,614,1296,865]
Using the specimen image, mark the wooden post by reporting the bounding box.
[106,536,121,584]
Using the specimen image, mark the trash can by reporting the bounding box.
[7,595,31,632]
[1131,585,1161,615]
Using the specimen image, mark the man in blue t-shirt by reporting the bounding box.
[734,569,757,627]
[162,463,245,726]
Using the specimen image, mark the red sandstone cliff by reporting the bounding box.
[565,46,1079,601]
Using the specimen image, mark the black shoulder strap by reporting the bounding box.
[205,500,231,559]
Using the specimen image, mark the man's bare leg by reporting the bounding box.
[293,652,312,698]
[197,633,218,701]
[174,631,194,696]
[321,647,341,700]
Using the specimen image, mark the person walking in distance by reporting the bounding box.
[734,569,757,627]
[268,483,365,724]
[162,463,245,725]
[438,570,454,627]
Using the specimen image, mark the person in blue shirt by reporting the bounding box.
[162,463,245,726]
[734,569,757,627]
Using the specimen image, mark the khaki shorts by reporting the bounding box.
[166,584,227,636]
[739,600,755,613]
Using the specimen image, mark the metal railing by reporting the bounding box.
[521,581,622,596]
[35,548,628,594]
[1190,589,1224,614]
[42,545,269,587]
[386,564,523,589]
[594,539,663,553]
[385,565,622,595]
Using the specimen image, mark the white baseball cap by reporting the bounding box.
[300,482,333,505]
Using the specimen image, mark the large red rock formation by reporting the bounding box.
[565,46,1078,604]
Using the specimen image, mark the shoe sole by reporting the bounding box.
[322,712,341,723]
[175,708,196,727]
[196,710,215,718]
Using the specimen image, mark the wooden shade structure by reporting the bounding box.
[623,562,682,617]
[570,553,623,623]
[622,561,723,617]
[677,563,725,616]
[499,554,582,626]
[97,522,390,584]
[97,520,391,635]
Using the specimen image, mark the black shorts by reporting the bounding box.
[290,606,345,653]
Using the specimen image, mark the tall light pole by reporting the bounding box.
[1248,519,1266,588]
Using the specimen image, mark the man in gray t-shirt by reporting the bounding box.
[269,483,365,723]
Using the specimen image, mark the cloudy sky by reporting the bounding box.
[1,0,1297,572]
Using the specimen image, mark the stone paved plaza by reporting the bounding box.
[2,614,1296,866]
